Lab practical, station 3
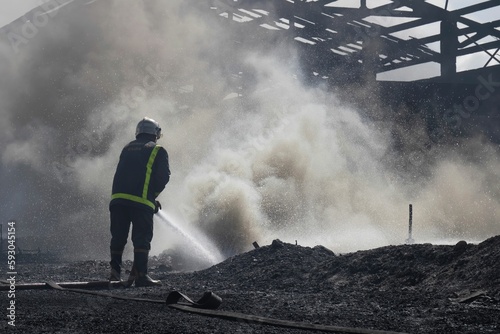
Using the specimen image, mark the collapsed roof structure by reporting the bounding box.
[1,0,498,141]
[208,0,500,142]
[210,0,500,84]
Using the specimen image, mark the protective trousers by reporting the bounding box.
[109,204,154,277]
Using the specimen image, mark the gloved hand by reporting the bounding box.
[154,200,162,214]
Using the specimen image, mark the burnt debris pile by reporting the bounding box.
[186,236,500,294]
[6,236,500,334]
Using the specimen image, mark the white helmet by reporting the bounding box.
[135,117,162,139]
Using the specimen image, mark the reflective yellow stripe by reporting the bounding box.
[111,145,161,210]
[142,145,161,199]
[111,193,156,210]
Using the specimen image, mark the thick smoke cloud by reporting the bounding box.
[0,0,232,259]
[181,54,500,256]
[0,0,498,265]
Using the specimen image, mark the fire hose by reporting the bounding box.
[0,280,409,334]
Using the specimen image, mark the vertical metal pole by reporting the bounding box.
[440,17,458,79]
[406,204,414,244]
[0,223,2,254]
[409,204,413,239]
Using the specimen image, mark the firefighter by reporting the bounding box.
[109,117,170,287]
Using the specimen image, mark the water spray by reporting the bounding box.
[155,210,224,266]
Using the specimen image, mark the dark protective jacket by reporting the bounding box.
[110,137,170,212]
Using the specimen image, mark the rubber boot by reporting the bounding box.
[133,250,161,287]
[109,250,123,282]
[124,262,138,288]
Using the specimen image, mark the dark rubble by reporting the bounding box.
[2,236,500,334]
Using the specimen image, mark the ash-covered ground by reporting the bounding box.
[2,236,500,333]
